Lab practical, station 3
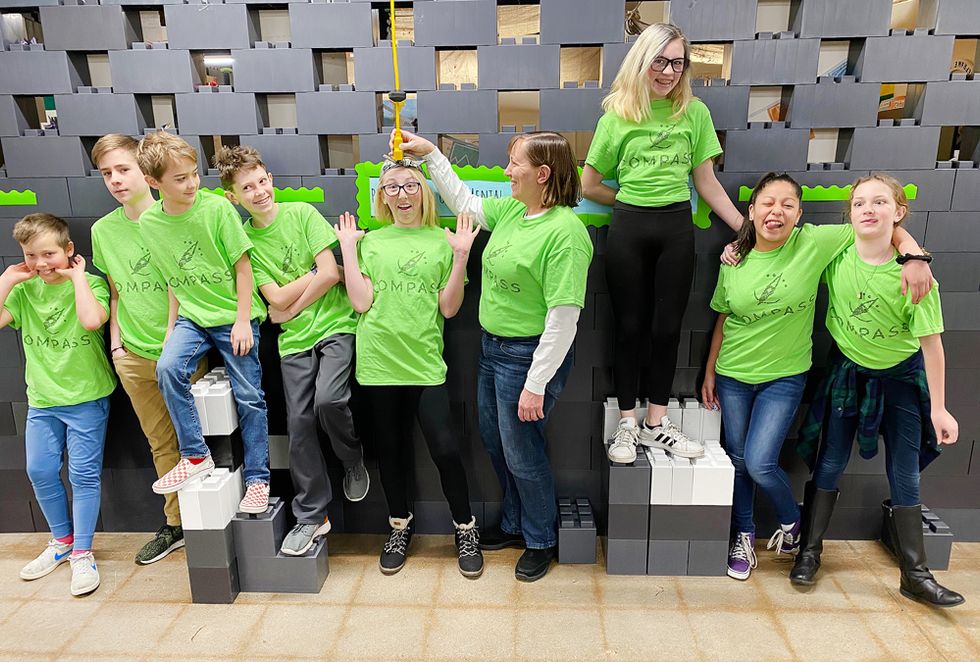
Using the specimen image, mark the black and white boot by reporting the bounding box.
[379,513,414,575]
[454,516,484,579]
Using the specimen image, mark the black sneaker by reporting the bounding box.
[379,515,413,575]
[479,524,526,551]
[135,524,185,565]
[454,517,484,579]
[515,546,556,582]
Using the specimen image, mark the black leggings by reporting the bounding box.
[365,384,472,524]
[606,200,695,411]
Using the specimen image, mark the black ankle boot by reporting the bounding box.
[790,482,839,586]
[891,504,965,608]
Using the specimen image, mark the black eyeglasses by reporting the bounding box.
[650,57,689,73]
[381,181,422,196]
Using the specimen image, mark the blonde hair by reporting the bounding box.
[136,130,198,180]
[212,145,268,190]
[91,134,140,170]
[374,167,438,227]
[848,173,909,227]
[13,213,71,249]
[508,132,582,209]
[602,23,693,123]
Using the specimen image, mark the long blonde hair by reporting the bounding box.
[602,23,693,123]
[373,166,438,227]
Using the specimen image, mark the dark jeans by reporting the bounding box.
[478,332,573,549]
[364,384,472,524]
[812,377,922,506]
[716,372,806,533]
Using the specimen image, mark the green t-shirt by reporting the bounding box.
[91,207,170,360]
[4,274,116,408]
[139,192,266,327]
[586,98,722,207]
[709,224,854,384]
[824,245,943,370]
[355,224,454,386]
[479,197,593,337]
[245,202,358,357]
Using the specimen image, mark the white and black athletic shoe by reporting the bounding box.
[639,415,705,459]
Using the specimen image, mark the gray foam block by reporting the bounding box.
[791,0,891,38]
[648,505,731,541]
[39,6,138,51]
[290,2,373,49]
[478,44,560,90]
[919,0,980,35]
[687,540,728,576]
[668,0,757,41]
[600,42,633,89]
[231,49,316,93]
[300,174,357,218]
[854,34,955,83]
[951,168,980,212]
[847,126,941,171]
[413,0,497,47]
[924,212,980,252]
[914,80,980,127]
[539,0,625,45]
[185,522,236,568]
[788,81,880,128]
[604,537,648,575]
[606,454,651,505]
[187,560,240,604]
[175,92,261,136]
[417,89,498,134]
[691,84,750,130]
[0,96,33,137]
[163,4,257,50]
[539,87,606,132]
[559,525,598,564]
[0,50,82,95]
[109,49,198,94]
[238,537,329,593]
[54,92,149,137]
[0,136,90,178]
[296,91,378,135]
[352,45,437,92]
[607,502,649,540]
[730,38,820,85]
[647,539,689,576]
[241,134,322,176]
[232,497,287,558]
[723,127,810,172]
[0,177,72,218]
[67,177,117,218]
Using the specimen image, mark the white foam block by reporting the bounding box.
[190,382,211,436]
[702,408,722,442]
[204,380,239,435]
[669,454,694,505]
[647,447,673,505]
[681,399,702,441]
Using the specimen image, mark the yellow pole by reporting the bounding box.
[389,0,404,159]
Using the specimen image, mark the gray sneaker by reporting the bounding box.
[343,459,370,502]
[281,518,332,556]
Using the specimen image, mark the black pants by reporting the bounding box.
[365,384,472,524]
[606,200,695,410]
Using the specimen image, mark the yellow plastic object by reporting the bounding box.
[389,0,404,160]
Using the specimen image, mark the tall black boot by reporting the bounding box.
[892,504,965,608]
[790,481,839,586]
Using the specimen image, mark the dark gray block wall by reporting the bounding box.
[0,0,978,540]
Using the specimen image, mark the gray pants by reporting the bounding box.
[280,333,361,524]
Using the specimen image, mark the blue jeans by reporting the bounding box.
[812,377,922,506]
[478,332,573,549]
[156,316,270,486]
[716,373,806,534]
[26,397,110,551]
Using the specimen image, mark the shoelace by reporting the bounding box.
[612,423,638,447]
[70,553,95,571]
[383,527,410,555]
[661,419,691,444]
[456,528,481,557]
[730,534,758,568]
[766,528,795,555]
[346,464,364,482]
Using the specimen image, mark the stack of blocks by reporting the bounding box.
[558,497,597,564]
[603,398,734,576]
[190,367,239,437]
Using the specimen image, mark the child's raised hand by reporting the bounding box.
[55,254,87,281]
[392,129,435,157]
[445,213,480,256]
[1,262,37,285]
[931,408,959,445]
[335,212,364,246]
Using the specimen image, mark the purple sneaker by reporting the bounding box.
[728,532,757,580]
[767,519,802,556]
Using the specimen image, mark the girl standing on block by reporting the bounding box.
[336,157,484,579]
[582,23,744,465]
[396,129,593,582]
[701,172,933,581]
[792,174,963,607]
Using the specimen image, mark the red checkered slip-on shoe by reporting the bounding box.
[239,482,270,515]
[151,456,215,495]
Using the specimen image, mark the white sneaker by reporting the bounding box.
[19,539,72,580]
[607,418,639,464]
[639,416,705,459]
[69,551,100,596]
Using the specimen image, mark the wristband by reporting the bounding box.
[896,253,933,265]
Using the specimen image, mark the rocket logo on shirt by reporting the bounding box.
[176,240,200,271]
[397,250,428,276]
[849,298,879,323]
[43,307,67,332]
[129,249,153,277]
[485,241,512,267]
[648,124,676,150]
[280,244,298,275]
[754,272,787,305]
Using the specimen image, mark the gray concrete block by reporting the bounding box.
[290,2,373,49]
[607,502,649,540]
[238,537,329,593]
[295,91,378,135]
[0,96,33,137]
[604,537,647,575]
[692,84,750,131]
[730,37,820,85]
[232,497,287,558]
[0,136,89,178]
[478,44,560,90]
[175,91,261,136]
[919,0,980,35]
[54,92,149,137]
[0,177,72,219]
[240,134,322,176]
[846,126,941,171]
[39,6,138,51]
[301,174,357,218]
[648,505,731,541]
[231,48,316,93]
[723,127,809,172]
[539,87,606,132]
[414,0,496,47]
[855,34,955,83]
[417,89,498,134]
[185,522,236,568]
[352,44,436,92]
[540,0,624,45]
[668,0,757,41]
[914,80,980,127]
[788,81,880,128]
[790,0,891,38]
[687,539,728,576]
[187,561,240,604]
[109,49,199,94]
[0,50,82,95]
[164,4,257,50]
[951,168,980,212]
[67,177,117,218]
[647,539,689,576]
